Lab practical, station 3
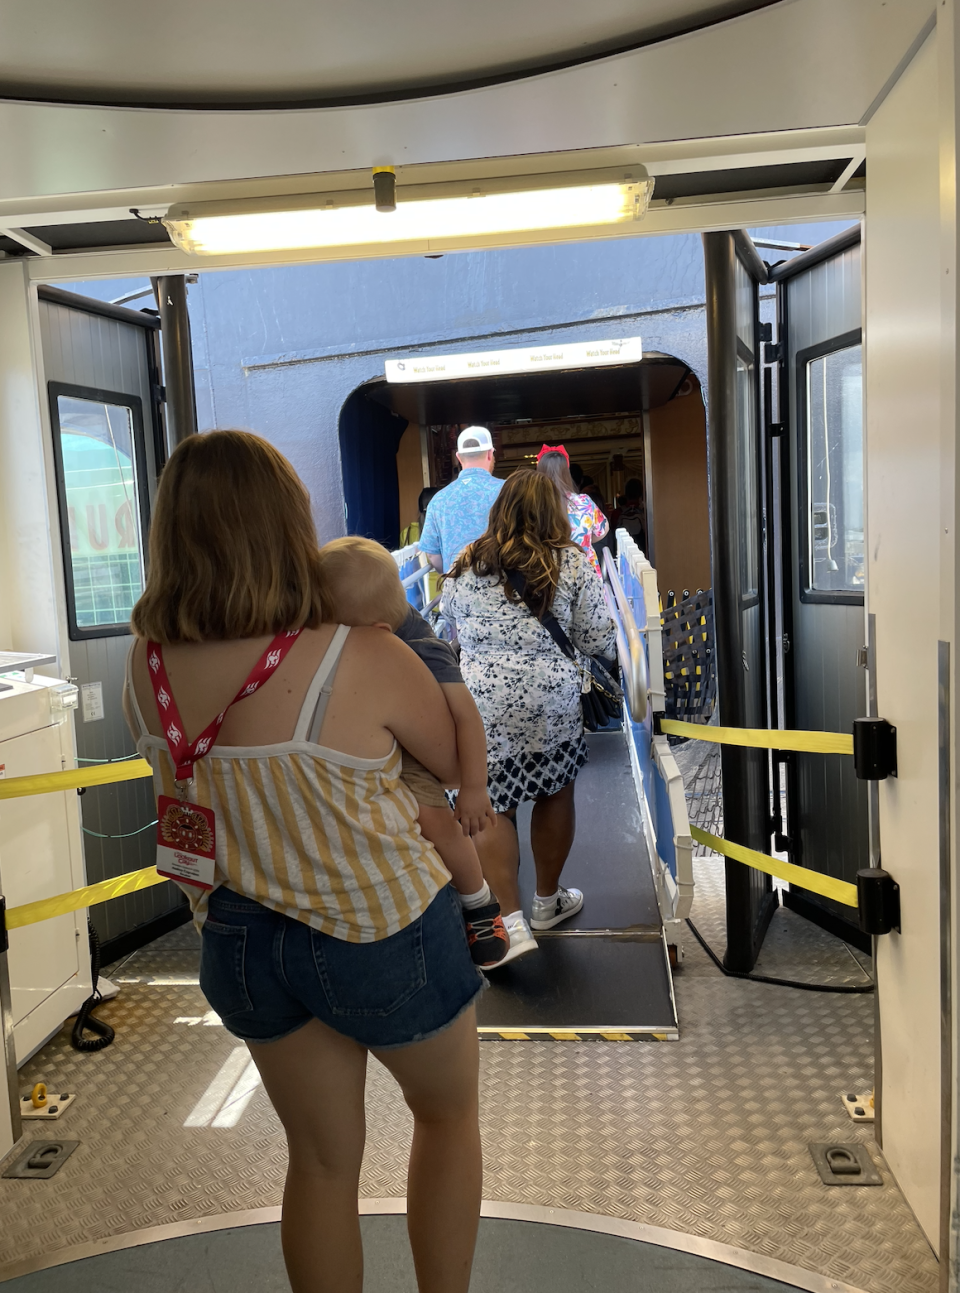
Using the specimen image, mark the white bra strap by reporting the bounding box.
[294,624,351,742]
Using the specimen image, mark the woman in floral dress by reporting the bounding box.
[536,445,609,576]
[442,470,616,963]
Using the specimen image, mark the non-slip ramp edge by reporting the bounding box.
[475,935,677,1039]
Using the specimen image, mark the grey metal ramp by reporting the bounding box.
[478,730,678,1040]
[516,730,661,931]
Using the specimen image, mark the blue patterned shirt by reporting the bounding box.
[419,469,504,572]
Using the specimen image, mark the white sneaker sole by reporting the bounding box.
[487,934,539,968]
[529,893,584,930]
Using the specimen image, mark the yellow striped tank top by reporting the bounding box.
[125,625,451,942]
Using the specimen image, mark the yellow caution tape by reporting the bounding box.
[661,719,853,756]
[5,865,169,931]
[0,758,153,800]
[691,825,858,908]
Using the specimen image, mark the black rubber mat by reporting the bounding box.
[485,729,675,1036]
[476,935,676,1035]
[2,1217,811,1291]
[516,731,660,931]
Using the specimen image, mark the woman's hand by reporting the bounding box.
[454,786,497,837]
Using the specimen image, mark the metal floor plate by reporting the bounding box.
[0,907,934,1293]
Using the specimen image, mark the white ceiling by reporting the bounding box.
[0,0,933,237]
[1,1,773,105]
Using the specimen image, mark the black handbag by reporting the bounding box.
[506,572,623,733]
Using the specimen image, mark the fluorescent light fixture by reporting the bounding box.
[163,178,654,256]
[386,336,643,383]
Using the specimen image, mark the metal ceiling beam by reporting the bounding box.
[0,227,51,256]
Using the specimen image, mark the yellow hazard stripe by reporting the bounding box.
[691,825,858,908]
[0,758,153,800]
[661,719,853,756]
[5,866,169,930]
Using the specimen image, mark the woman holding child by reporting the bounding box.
[442,470,617,961]
[124,431,484,1293]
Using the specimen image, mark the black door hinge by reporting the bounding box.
[0,896,7,955]
[758,322,773,344]
[764,341,783,364]
[767,421,785,437]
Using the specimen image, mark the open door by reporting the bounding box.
[702,232,777,972]
[38,285,187,960]
[770,228,868,948]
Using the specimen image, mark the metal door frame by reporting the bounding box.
[703,230,777,972]
[47,381,152,642]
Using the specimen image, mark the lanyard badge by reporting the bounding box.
[147,630,301,888]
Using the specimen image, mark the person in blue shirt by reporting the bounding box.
[419,427,504,572]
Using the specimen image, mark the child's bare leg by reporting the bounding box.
[417,804,485,896]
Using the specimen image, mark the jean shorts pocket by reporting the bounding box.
[312,919,427,1018]
[200,920,253,1018]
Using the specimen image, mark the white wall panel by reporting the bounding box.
[865,29,945,1248]
[0,264,66,668]
[0,0,931,207]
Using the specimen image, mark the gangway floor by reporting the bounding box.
[476,732,678,1041]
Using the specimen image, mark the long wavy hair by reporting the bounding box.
[446,469,574,616]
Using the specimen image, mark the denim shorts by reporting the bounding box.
[199,883,484,1049]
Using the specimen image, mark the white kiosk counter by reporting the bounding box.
[0,654,89,1162]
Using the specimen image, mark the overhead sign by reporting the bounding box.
[384,336,643,384]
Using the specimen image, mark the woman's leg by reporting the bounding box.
[247,1019,368,1293]
[473,810,521,914]
[530,779,577,897]
[374,1007,482,1293]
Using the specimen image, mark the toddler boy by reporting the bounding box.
[316,537,508,968]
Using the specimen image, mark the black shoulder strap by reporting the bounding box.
[505,571,577,662]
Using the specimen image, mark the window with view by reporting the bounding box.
[806,344,864,596]
[57,395,145,631]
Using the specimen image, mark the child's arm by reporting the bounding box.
[440,682,497,837]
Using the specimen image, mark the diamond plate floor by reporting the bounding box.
[0,897,935,1293]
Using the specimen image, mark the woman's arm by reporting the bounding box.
[566,552,617,658]
[592,505,610,540]
[370,634,461,785]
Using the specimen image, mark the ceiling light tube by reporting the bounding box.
[163,178,654,256]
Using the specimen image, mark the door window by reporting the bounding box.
[51,390,148,637]
[805,344,863,596]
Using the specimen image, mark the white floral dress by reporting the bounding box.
[443,546,617,812]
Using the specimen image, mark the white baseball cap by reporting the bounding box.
[457,426,494,454]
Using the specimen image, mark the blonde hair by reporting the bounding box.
[130,430,325,644]
[316,537,409,631]
[446,469,573,617]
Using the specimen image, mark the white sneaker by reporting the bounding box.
[530,887,584,931]
[489,913,538,967]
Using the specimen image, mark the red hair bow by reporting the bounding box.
[536,443,570,464]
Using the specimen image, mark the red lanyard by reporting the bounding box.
[146,630,302,782]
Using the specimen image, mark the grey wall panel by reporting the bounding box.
[39,298,183,946]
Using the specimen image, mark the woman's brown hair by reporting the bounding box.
[536,450,577,496]
[130,430,325,643]
[446,469,574,616]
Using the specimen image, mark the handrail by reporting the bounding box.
[401,562,432,589]
[602,547,649,723]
